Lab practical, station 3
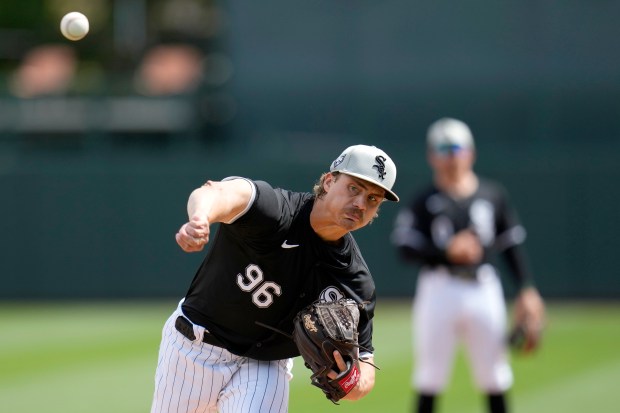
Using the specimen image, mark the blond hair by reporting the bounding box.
[313,171,340,199]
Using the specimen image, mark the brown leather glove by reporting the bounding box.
[509,287,546,353]
[292,299,362,403]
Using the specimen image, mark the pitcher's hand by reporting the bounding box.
[176,216,210,252]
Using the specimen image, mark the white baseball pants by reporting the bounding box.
[412,265,513,394]
[150,304,293,413]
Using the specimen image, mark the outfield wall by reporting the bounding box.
[0,133,618,299]
[1,1,619,299]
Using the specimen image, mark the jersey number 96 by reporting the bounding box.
[237,264,283,308]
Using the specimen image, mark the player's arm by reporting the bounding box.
[493,182,533,286]
[494,185,546,350]
[329,351,376,401]
[392,207,452,266]
[347,355,375,400]
[515,286,545,322]
[176,178,254,252]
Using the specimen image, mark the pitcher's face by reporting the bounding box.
[322,173,385,231]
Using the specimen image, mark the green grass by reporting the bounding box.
[0,300,618,412]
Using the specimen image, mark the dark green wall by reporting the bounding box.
[1,1,619,299]
[0,134,618,299]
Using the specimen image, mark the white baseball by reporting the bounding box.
[60,12,90,41]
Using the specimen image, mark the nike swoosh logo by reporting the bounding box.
[281,240,300,249]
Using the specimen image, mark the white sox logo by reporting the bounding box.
[373,155,387,180]
[332,154,346,168]
[319,287,344,302]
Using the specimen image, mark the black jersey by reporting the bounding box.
[392,177,532,286]
[182,179,376,361]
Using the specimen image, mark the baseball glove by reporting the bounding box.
[508,320,542,353]
[509,287,545,353]
[292,299,362,403]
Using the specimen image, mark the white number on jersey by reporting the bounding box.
[236,264,282,308]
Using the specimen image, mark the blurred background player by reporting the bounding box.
[390,118,545,413]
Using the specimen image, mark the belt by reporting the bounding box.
[451,267,478,280]
[175,315,225,348]
[427,265,478,280]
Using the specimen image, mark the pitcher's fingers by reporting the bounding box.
[333,350,347,372]
[176,233,191,251]
[186,221,209,237]
[176,233,204,252]
[326,351,349,380]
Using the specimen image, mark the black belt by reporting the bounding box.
[175,316,226,348]
[428,265,478,280]
[451,267,478,280]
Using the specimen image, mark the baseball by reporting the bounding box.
[60,12,89,41]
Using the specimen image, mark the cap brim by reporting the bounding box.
[338,171,399,202]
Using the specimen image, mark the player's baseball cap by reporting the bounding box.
[330,144,399,202]
[427,117,475,154]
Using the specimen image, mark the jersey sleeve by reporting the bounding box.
[322,237,377,356]
[347,241,376,356]
[391,193,451,266]
[223,179,286,238]
[357,293,375,358]
[220,176,257,224]
[222,179,312,254]
[492,184,536,289]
